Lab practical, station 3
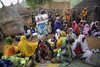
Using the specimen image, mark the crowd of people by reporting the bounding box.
[0,8,100,67]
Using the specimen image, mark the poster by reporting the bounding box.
[35,14,48,36]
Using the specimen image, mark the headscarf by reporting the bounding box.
[68,28,73,34]
[17,35,38,57]
[77,35,85,42]
[72,21,80,35]
[72,35,89,52]
[60,31,66,37]
[55,29,61,40]
[83,24,90,35]
[72,21,78,31]
[4,37,13,45]
[67,28,76,40]
[56,29,61,35]
[90,22,95,28]
[56,31,66,48]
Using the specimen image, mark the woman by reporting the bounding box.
[67,28,77,45]
[56,31,67,49]
[72,21,80,35]
[72,35,92,62]
[83,24,90,35]
[17,35,38,66]
[54,17,61,33]
[35,36,53,63]
[49,29,61,49]
[3,37,17,57]
[17,35,38,57]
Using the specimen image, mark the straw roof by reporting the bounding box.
[0,5,23,26]
[10,2,31,15]
[0,1,24,36]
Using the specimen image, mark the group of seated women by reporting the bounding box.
[1,28,92,67]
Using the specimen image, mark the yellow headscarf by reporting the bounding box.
[17,35,38,57]
[60,31,66,37]
[56,31,66,48]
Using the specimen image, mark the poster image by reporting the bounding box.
[35,14,48,36]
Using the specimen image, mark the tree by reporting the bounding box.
[26,0,52,9]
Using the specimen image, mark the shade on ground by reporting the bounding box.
[34,61,93,67]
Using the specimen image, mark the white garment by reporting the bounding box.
[25,29,31,35]
[67,33,76,41]
[93,31,100,36]
[77,35,90,52]
[72,35,92,61]
[55,29,61,40]
[90,22,95,29]
[81,50,92,62]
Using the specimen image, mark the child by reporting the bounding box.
[74,42,83,57]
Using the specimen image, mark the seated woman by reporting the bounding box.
[72,21,80,36]
[91,21,100,37]
[17,35,38,57]
[3,37,18,57]
[57,40,73,62]
[67,28,77,45]
[72,35,92,62]
[83,24,90,36]
[51,32,73,63]
[56,31,67,49]
[53,31,67,56]
[35,35,53,63]
[48,29,61,49]
[17,35,38,66]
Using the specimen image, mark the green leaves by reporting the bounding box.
[26,0,52,9]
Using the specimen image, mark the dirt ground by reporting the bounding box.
[86,36,100,49]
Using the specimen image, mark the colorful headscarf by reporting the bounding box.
[83,24,90,35]
[72,21,77,31]
[56,31,66,48]
[72,21,80,35]
[4,37,12,45]
[60,31,66,37]
[17,35,38,57]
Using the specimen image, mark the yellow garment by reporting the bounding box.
[56,37,63,48]
[67,15,71,21]
[4,45,17,57]
[53,49,59,52]
[81,10,88,17]
[56,31,66,49]
[17,35,38,57]
[60,31,66,37]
